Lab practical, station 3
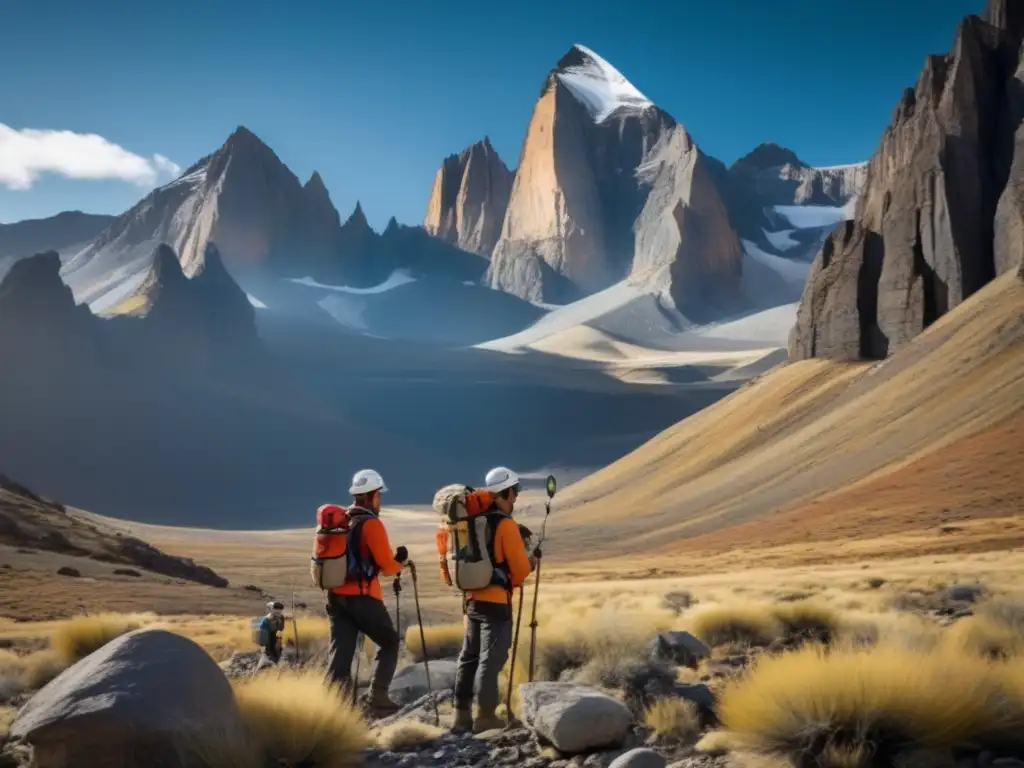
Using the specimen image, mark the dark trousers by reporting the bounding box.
[454,600,513,714]
[325,593,400,695]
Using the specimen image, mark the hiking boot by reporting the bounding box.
[472,709,505,734]
[451,707,473,733]
[361,688,402,718]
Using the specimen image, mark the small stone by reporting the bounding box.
[56,566,81,577]
[608,748,667,768]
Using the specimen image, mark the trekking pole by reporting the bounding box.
[527,475,557,683]
[504,585,526,725]
[393,574,402,644]
[408,561,440,726]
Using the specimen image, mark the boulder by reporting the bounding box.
[10,628,244,768]
[55,567,80,578]
[609,748,667,768]
[648,631,710,669]
[389,659,459,704]
[519,681,632,754]
[946,584,985,603]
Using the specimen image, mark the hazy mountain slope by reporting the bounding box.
[550,269,1024,565]
[0,211,115,261]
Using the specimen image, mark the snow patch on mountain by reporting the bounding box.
[694,302,799,345]
[289,270,416,295]
[742,240,810,285]
[763,228,799,252]
[772,204,849,230]
[556,44,653,122]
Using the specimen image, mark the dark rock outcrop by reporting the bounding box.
[424,138,514,257]
[790,4,1024,361]
[0,252,100,367]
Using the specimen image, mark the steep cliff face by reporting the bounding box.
[424,138,513,257]
[790,5,1024,361]
[729,143,867,208]
[487,44,741,312]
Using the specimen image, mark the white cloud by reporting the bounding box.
[0,122,182,190]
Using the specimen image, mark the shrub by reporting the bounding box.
[769,600,842,643]
[943,615,1024,660]
[662,591,694,615]
[644,698,700,743]
[51,614,141,664]
[374,719,445,750]
[232,668,371,767]
[404,623,464,662]
[687,603,783,647]
[718,643,1013,763]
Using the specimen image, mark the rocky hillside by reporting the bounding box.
[790,0,1024,361]
[423,137,513,257]
[0,474,227,587]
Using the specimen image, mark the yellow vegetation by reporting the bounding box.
[0,649,67,700]
[686,603,783,647]
[232,668,371,768]
[374,719,445,750]
[695,730,737,756]
[51,614,141,664]
[404,622,464,662]
[644,698,700,743]
[718,643,1024,760]
[0,705,14,738]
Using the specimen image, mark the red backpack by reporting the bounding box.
[309,504,376,591]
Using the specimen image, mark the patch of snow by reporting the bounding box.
[157,165,208,192]
[462,280,476,287]
[477,281,643,351]
[742,240,810,286]
[556,44,653,123]
[763,228,799,252]
[772,205,849,230]
[317,295,368,331]
[695,303,799,345]
[813,161,868,171]
[289,269,416,295]
[247,294,267,309]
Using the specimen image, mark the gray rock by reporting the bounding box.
[10,628,244,768]
[389,659,459,704]
[648,632,710,669]
[947,584,985,603]
[519,681,632,754]
[609,748,667,768]
[673,683,716,713]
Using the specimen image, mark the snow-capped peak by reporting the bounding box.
[555,44,653,123]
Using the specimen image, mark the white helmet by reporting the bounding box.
[485,466,520,494]
[349,469,387,496]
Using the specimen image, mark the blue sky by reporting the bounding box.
[0,0,982,231]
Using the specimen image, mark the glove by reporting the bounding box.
[395,546,409,564]
[518,524,533,541]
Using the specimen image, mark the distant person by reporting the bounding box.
[260,601,287,665]
[324,468,408,717]
[452,466,535,733]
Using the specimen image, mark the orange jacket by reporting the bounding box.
[467,516,533,604]
[331,513,402,602]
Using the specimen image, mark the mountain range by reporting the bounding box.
[1,0,1021,528]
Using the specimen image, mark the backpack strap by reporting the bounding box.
[483,511,512,592]
[346,508,380,595]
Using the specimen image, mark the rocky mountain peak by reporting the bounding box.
[343,202,371,232]
[790,2,1024,362]
[730,143,807,174]
[304,171,329,197]
[551,43,654,123]
[424,138,514,257]
[985,0,1024,37]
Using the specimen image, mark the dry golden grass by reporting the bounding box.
[0,648,67,701]
[644,697,700,743]
[232,668,371,767]
[769,600,842,641]
[404,622,464,662]
[718,643,1024,761]
[0,704,14,738]
[695,729,737,756]
[374,719,445,750]
[686,603,783,647]
[51,614,142,664]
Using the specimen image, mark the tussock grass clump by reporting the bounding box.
[943,615,1024,659]
[769,600,842,643]
[644,697,700,743]
[404,623,463,662]
[233,668,371,767]
[374,719,445,750]
[51,614,141,664]
[695,729,737,756]
[0,649,67,701]
[718,643,1013,763]
[687,603,783,647]
[0,704,15,739]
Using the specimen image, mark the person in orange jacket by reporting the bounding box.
[325,468,408,717]
[452,466,535,733]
